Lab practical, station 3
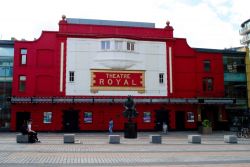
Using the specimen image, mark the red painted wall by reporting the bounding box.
[171,38,224,98]
[170,38,196,98]
[13,32,65,97]
[195,52,224,97]
[11,18,226,131]
[11,102,199,131]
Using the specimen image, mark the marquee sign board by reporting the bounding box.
[91,69,145,93]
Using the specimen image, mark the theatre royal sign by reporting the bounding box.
[91,70,145,93]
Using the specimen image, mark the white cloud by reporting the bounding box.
[155,0,249,48]
[0,0,249,49]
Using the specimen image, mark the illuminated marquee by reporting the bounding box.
[91,70,145,93]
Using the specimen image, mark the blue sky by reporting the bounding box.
[0,0,249,49]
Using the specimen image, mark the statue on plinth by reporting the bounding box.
[123,96,138,138]
[123,96,138,122]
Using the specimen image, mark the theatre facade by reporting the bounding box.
[10,16,236,132]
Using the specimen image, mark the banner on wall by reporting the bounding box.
[91,70,145,93]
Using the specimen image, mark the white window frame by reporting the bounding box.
[20,49,27,65]
[21,54,27,65]
[101,41,110,50]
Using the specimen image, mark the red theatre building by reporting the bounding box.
[10,16,233,132]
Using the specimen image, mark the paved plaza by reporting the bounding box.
[0,131,250,167]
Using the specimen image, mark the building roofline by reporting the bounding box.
[59,17,174,39]
[0,40,14,47]
[194,48,245,55]
[67,18,155,28]
[241,19,250,27]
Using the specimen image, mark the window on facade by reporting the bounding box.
[69,71,75,82]
[20,49,27,65]
[224,82,247,98]
[101,41,110,50]
[203,60,211,72]
[43,112,52,123]
[0,47,14,57]
[127,42,135,51]
[19,75,26,92]
[223,56,245,73]
[0,66,13,77]
[202,77,213,91]
[159,73,164,84]
[21,55,26,65]
[84,112,92,123]
[187,112,194,122]
[115,41,123,50]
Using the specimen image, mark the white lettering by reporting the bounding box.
[116,79,121,85]
[107,79,113,85]
[105,73,131,79]
[99,79,104,85]
[132,79,137,86]
[124,79,129,86]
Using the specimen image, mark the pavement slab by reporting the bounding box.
[0,131,250,167]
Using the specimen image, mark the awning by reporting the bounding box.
[9,96,236,105]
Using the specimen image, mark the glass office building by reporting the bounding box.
[0,40,14,131]
[223,50,248,131]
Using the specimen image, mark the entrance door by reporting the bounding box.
[201,105,223,130]
[155,109,169,131]
[175,111,185,131]
[16,112,31,132]
[63,109,79,132]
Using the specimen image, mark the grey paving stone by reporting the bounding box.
[0,131,250,166]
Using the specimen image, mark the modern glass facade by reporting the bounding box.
[240,19,250,133]
[223,51,248,131]
[240,19,250,48]
[0,40,14,131]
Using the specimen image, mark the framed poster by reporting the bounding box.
[84,112,92,123]
[187,112,194,122]
[143,112,151,123]
[43,112,52,123]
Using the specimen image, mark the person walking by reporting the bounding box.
[109,119,114,133]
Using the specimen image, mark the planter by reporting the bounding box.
[198,126,212,134]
